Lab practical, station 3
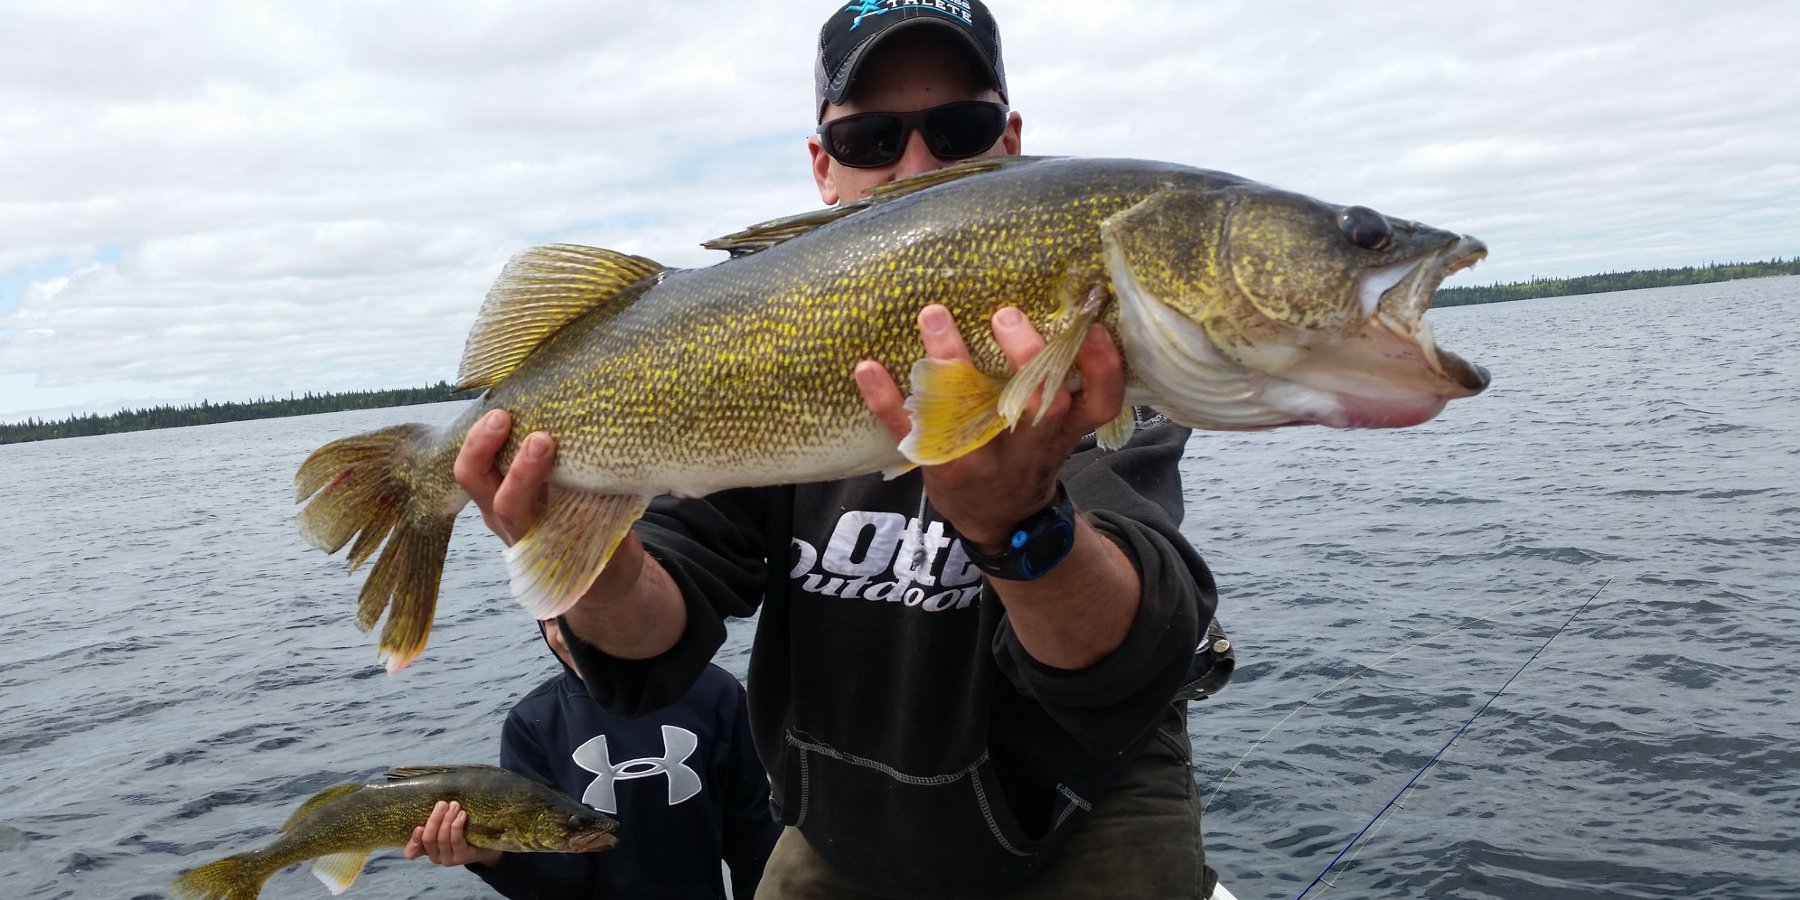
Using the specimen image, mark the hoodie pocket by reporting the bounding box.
[781,730,1089,898]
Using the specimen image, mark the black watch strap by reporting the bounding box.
[962,482,1077,581]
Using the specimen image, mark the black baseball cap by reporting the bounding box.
[814,1,1009,120]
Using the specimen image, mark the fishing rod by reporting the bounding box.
[1205,579,1606,812]
[1291,576,1610,900]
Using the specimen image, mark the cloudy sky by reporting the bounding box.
[2,0,1795,423]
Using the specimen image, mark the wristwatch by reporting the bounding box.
[962,482,1077,581]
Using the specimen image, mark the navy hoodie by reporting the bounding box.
[471,663,780,899]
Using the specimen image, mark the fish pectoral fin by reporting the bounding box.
[879,460,919,480]
[997,286,1107,427]
[505,490,650,620]
[898,358,1009,465]
[312,851,370,896]
[457,244,665,391]
[1096,407,1137,450]
[280,784,364,831]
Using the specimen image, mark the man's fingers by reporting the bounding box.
[452,410,511,503]
[918,305,971,361]
[1069,325,1125,430]
[855,360,912,442]
[491,433,554,535]
[404,827,426,860]
[989,307,1046,371]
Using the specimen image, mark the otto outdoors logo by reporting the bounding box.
[571,724,702,814]
[844,0,974,30]
[789,508,986,612]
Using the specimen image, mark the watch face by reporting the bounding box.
[1017,517,1076,580]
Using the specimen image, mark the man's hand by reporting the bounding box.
[855,303,1139,670]
[404,800,503,867]
[854,303,1125,550]
[454,409,557,547]
[452,407,680,659]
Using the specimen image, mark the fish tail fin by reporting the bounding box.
[295,423,461,674]
[170,852,270,900]
[505,489,649,619]
[898,358,1010,465]
[311,850,371,895]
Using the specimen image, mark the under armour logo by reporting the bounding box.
[571,724,702,814]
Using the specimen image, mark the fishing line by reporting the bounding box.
[1205,578,1608,812]
[1291,576,1609,900]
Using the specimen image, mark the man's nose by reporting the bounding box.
[891,127,942,179]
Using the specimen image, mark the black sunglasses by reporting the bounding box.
[817,100,1008,169]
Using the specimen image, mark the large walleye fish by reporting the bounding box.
[170,765,616,899]
[297,156,1488,671]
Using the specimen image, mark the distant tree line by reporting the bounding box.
[1433,256,1799,307]
[0,381,481,445]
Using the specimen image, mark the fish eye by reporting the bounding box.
[1340,206,1393,251]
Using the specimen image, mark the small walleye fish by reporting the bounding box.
[295,156,1488,671]
[170,765,616,900]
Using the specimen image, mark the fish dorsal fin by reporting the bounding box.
[863,154,1034,199]
[456,244,664,391]
[281,783,363,831]
[312,850,370,895]
[383,764,497,782]
[701,156,1042,257]
[700,206,864,257]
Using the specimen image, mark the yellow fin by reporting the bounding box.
[1096,406,1137,450]
[997,285,1108,427]
[280,784,363,831]
[456,244,664,391]
[505,490,649,620]
[311,850,369,896]
[898,358,1009,466]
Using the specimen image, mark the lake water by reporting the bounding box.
[2,277,1796,899]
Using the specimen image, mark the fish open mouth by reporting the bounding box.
[1365,235,1491,395]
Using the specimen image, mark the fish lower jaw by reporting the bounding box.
[1258,379,1450,429]
[569,831,620,853]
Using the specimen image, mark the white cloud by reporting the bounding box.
[2,0,1797,422]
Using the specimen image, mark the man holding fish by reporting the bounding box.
[454,3,1220,897]
[291,0,1484,895]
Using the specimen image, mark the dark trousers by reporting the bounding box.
[756,704,1210,899]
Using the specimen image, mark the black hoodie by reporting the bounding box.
[564,413,1213,897]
